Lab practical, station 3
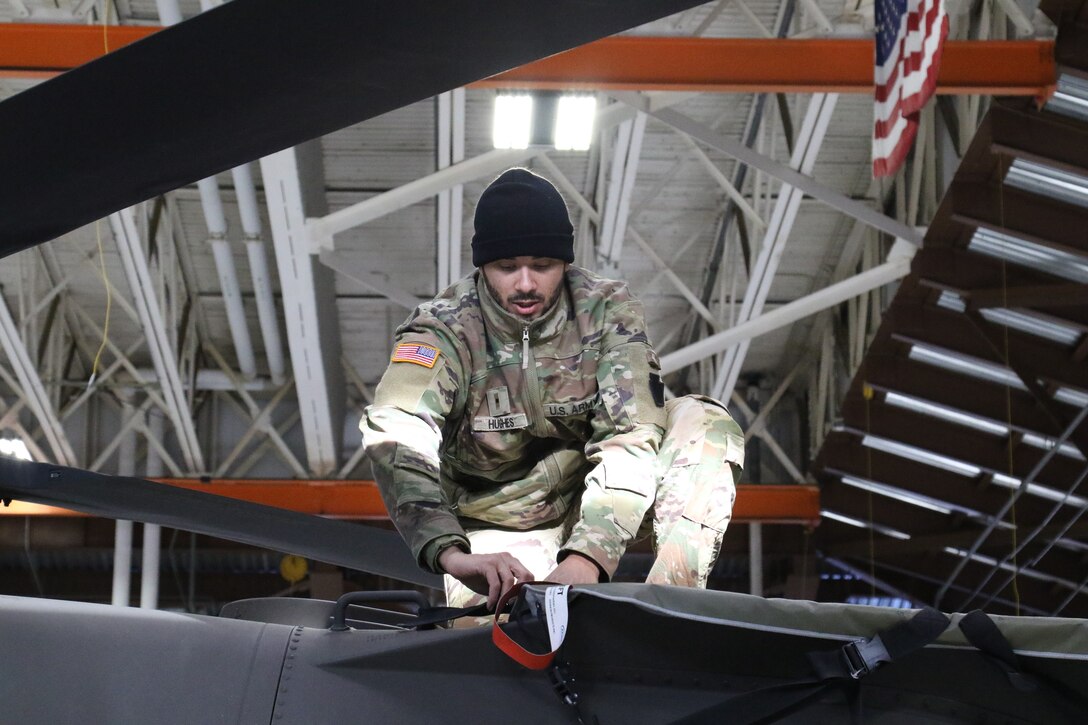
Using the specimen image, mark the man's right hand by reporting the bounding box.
[438,548,534,610]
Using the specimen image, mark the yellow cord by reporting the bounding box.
[88,221,113,388]
[101,1,111,53]
[88,2,114,389]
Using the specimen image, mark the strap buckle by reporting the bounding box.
[841,635,890,680]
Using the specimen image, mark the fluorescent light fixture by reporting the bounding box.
[939,291,1083,346]
[1046,73,1088,122]
[907,343,1023,388]
[1054,386,1088,407]
[821,510,911,540]
[861,434,983,477]
[943,547,1079,589]
[835,475,1009,530]
[554,95,596,151]
[990,472,1088,508]
[936,290,967,313]
[846,595,914,609]
[1005,158,1088,211]
[1054,538,1088,554]
[492,93,532,149]
[883,390,1009,436]
[839,474,954,514]
[968,227,1088,284]
[981,308,1083,346]
[909,343,1088,410]
[1021,432,1086,461]
[493,92,596,151]
[0,438,32,461]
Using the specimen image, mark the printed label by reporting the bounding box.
[545,584,570,651]
[473,413,529,432]
[544,395,597,417]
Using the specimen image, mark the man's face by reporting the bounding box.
[481,256,567,320]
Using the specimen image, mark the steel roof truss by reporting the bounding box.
[214,382,307,480]
[729,391,805,483]
[110,207,204,473]
[616,94,924,245]
[597,112,647,270]
[660,243,915,374]
[204,342,306,479]
[712,93,838,401]
[967,465,1088,612]
[0,290,76,466]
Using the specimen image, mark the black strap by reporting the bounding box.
[671,606,951,725]
[408,603,491,629]
[958,609,1036,692]
[958,609,1088,724]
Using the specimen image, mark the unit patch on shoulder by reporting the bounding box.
[391,342,440,368]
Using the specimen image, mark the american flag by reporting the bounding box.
[873,0,949,177]
[391,343,439,368]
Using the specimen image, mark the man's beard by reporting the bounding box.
[483,275,563,320]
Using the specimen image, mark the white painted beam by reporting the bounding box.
[712,93,838,401]
[232,163,288,386]
[110,208,205,473]
[598,112,647,269]
[260,147,341,476]
[140,409,164,610]
[0,294,76,466]
[319,250,426,311]
[308,148,539,251]
[660,242,916,374]
[435,90,468,290]
[614,94,924,246]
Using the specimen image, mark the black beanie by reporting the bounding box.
[472,168,574,267]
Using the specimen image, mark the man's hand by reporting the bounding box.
[438,548,534,610]
[545,552,601,586]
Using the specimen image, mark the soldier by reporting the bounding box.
[362,168,744,611]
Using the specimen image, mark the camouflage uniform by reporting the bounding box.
[362,266,744,607]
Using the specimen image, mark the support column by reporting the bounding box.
[140,409,164,609]
[749,523,764,596]
[112,396,137,607]
[260,142,344,476]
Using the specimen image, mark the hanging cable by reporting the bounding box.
[88,1,115,389]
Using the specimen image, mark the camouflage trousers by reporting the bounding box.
[445,394,744,608]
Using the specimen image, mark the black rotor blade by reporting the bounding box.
[0,0,702,256]
[0,458,441,589]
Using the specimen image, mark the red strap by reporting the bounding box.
[491,581,559,670]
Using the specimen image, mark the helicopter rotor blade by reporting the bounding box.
[0,458,442,589]
[0,0,703,256]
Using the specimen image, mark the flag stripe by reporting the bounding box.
[391,343,440,368]
[873,0,948,178]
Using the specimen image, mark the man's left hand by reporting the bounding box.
[545,553,601,586]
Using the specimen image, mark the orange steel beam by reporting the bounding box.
[2,480,820,524]
[0,25,1053,96]
[0,23,158,78]
[475,38,1055,96]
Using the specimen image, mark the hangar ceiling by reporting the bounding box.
[1,0,1085,614]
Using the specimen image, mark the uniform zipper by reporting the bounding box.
[521,324,559,484]
[522,326,530,370]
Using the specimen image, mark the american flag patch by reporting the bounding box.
[391,343,440,368]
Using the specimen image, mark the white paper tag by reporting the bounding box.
[544,584,570,652]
